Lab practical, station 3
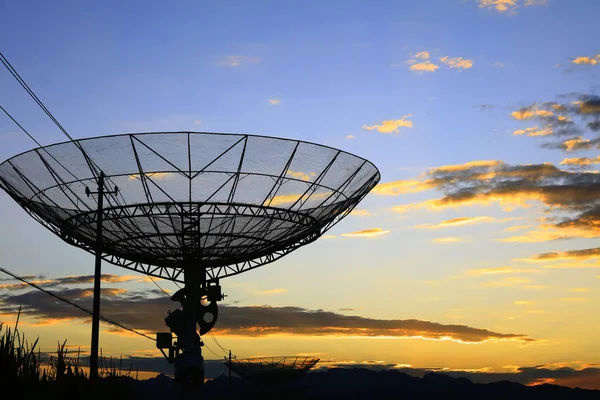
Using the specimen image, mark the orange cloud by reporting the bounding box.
[390,161,600,217]
[579,100,600,114]
[372,179,435,196]
[415,216,513,229]
[432,237,467,244]
[467,266,541,276]
[30,317,81,327]
[0,279,53,290]
[572,56,599,65]
[525,310,548,314]
[483,277,531,287]
[540,262,600,269]
[504,225,531,232]
[265,191,330,207]
[128,172,172,180]
[551,103,568,111]
[410,61,439,72]
[515,247,600,263]
[350,208,372,217]
[286,169,315,181]
[342,228,390,238]
[498,225,600,243]
[393,191,546,214]
[386,160,600,244]
[511,108,554,120]
[514,301,535,305]
[363,116,413,133]
[510,94,599,148]
[429,160,502,173]
[392,199,440,213]
[214,305,533,343]
[561,137,597,152]
[513,126,553,136]
[103,288,128,296]
[477,0,547,13]
[477,0,518,13]
[560,156,600,166]
[439,56,474,69]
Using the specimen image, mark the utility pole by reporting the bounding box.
[229,350,232,383]
[85,171,118,381]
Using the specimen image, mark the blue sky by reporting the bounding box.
[1,0,600,388]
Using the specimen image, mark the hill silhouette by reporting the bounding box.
[129,367,600,399]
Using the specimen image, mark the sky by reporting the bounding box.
[1,0,600,389]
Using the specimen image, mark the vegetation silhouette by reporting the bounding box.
[0,312,140,399]
[3,314,599,399]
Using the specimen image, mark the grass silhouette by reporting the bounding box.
[0,308,140,399]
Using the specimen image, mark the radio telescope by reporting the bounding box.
[0,131,380,389]
[226,356,320,383]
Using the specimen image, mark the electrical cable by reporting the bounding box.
[0,266,156,342]
[0,51,124,193]
[147,275,172,298]
[2,55,229,359]
[0,52,161,276]
[209,331,230,355]
[202,339,223,358]
[0,51,74,142]
[0,105,83,183]
[1,53,239,371]
[0,104,43,147]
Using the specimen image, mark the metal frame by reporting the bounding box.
[0,132,380,283]
[227,356,320,380]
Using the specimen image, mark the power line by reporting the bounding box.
[0,51,75,142]
[0,51,126,202]
[209,331,230,355]
[147,275,172,298]
[0,52,188,379]
[0,52,162,261]
[0,105,83,184]
[0,266,156,342]
[0,52,182,286]
[0,105,43,147]
[202,339,223,358]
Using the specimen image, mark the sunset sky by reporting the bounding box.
[1,0,600,389]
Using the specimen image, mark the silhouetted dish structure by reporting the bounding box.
[0,131,379,386]
[226,356,320,382]
[0,132,380,282]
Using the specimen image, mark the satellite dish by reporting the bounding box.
[226,356,320,383]
[0,131,380,387]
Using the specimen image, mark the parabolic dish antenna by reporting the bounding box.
[0,131,380,387]
[0,132,380,281]
[226,356,320,382]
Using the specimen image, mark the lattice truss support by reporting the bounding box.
[0,132,380,282]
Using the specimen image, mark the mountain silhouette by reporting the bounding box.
[128,367,600,399]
